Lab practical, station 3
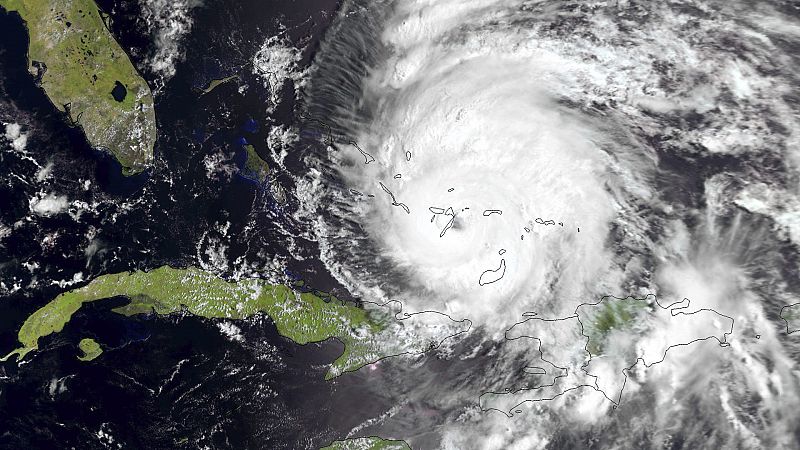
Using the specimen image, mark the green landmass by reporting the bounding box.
[578,296,650,355]
[76,337,102,361]
[241,144,270,184]
[1,266,397,378]
[200,75,237,95]
[0,0,156,174]
[781,304,800,334]
[321,437,411,450]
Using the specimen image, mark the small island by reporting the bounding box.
[241,144,270,184]
[0,0,157,174]
[200,75,238,96]
[76,338,102,361]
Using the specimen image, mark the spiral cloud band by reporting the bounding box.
[297,0,800,447]
[307,0,654,324]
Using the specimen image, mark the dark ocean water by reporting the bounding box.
[0,1,392,448]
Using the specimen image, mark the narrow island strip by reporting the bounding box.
[321,437,411,450]
[1,266,393,378]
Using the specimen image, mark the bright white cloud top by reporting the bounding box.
[296,0,800,447]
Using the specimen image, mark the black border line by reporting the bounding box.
[479,294,735,417]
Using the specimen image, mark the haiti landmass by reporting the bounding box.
[480,294,734,415]
[0,0,156,174]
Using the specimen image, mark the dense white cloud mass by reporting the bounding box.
[29,192,70,217]
[4,122,28,151]
[298,0,800,447]
[139,0,202,86]
[253,36,305,113]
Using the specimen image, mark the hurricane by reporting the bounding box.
[296,0,800,447]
